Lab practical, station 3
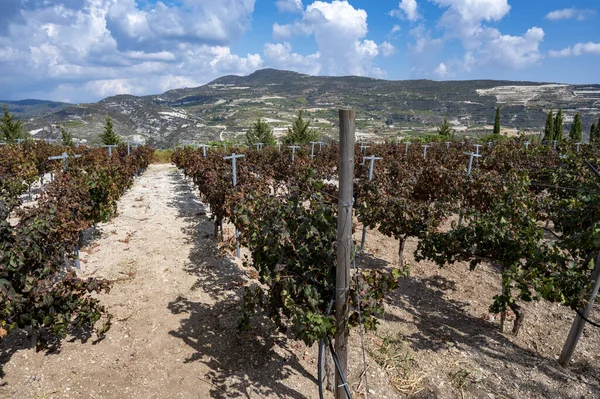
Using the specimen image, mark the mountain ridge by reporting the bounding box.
[5,68,600,147]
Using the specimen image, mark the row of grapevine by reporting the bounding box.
[1,143,153,348]
[172,138,600,344]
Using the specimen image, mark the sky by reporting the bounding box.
[0,0,598,103]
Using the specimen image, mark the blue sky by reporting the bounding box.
[0,0,598,103]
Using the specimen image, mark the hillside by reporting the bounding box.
[1,99,72,119]
[16,69,600,147]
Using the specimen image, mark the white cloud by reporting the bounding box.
[275,0,304,13]
[272,1,384,76]
[406,0,543,77]
[478,27,545,69]
[408,25,444,55]
[106,0,256,51]
[545,8,596,21]
[549,42,600,57]
[264,42,321,74]
[433,62,450,78]
[433,0,511,38]
[390,0,421,22]
[380,42,397,57]
[0,0,263,102]
[390,25,401,34]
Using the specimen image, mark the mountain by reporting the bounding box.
[13,69,600,147]
[1,99,73,119]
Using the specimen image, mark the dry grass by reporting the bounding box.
[368,332,427,395]
[152,149,173,164]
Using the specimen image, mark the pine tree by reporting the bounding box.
[0,104,24,143]
[99,115,121,145]
[544,110,554,142]
[283,111,318,144]
[61,126,74,146]
[437,117,454,138]
[493,107,501,135]
[246,118,276,146]
[569,113,582,141]
[554,108,563,142]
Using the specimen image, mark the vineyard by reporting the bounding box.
[1,141,153,348]
[1,130,600,398]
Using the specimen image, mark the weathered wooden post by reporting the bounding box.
[558,253,600,366]
[335,108,354,399]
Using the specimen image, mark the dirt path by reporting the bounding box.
[0,164,319,399]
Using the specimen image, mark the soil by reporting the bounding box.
[1,163,599,399]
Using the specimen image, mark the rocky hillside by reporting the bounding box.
[10,69,600,147]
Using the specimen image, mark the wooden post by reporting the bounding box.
[335,108,354,399]
[559,253,600,366]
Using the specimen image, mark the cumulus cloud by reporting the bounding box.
[433,0,511,39]
[264,42,321,74]
[0,0,262,102]
[549,42,600,57]
[379,42,397,57]
[105,0,256,51]
[433,62,450,78]
[390,0,421,22]
[271,1,384,76]
[406,0,544,77]
[275,0,304,13]
[545,8,596,21]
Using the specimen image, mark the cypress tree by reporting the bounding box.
[437,117,454,137]
[554,108,563,142]
[493,107,501,135]
[99,115,121,145]
[595,118,600,141]
[246,117,276,146]
[544,110,554,142]
[283,111,318,144]
[569,113,582,141]
[0,104,24,143]
[61,126,74,146]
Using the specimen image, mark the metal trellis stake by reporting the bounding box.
[524,141,530,150]
[288,145,300,162]
[199,144,210,158]
[404,142,411,156]
[102,145,118,157]
[255,142,264,151]
[422,145,429,160]
[224,153,245,258]
[457,151,482,227]
[310,141,324,160]
[360,155,382,251]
